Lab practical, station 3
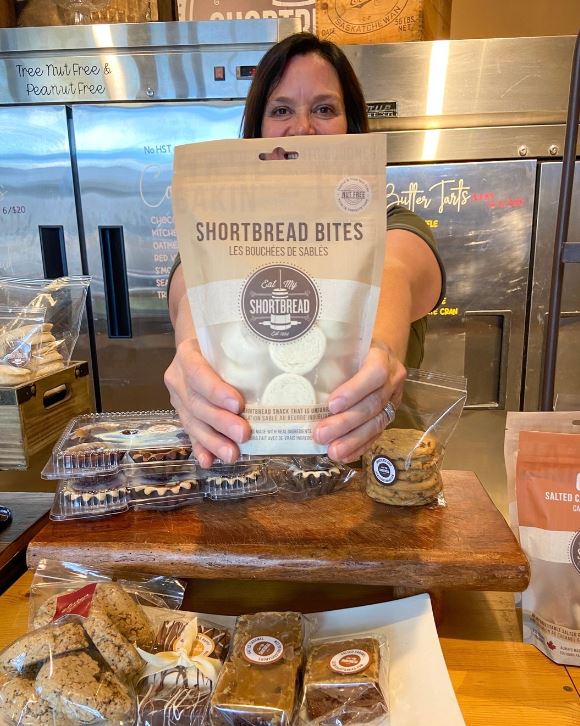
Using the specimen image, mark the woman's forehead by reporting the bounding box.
[271,53,343,96]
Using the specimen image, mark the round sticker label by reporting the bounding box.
[570,531,580,575]
[243,636,284,665]
[241,264,319,342]
[190,633,215,657]
[372,455,397,486]
[336,177,371,213]
[330,648,370,674]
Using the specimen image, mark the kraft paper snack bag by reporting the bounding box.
[515,430,580,666]
[173,135,387,455]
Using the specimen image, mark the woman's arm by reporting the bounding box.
[164,265,250,468]
[312,229,442,462]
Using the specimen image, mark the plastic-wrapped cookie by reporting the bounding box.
[269,325,326,375]
[363,428,444,506]
[36,651,135,725]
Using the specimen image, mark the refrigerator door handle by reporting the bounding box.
[99,225,132,339]
[464,310,511,410]
[39,226,69,279]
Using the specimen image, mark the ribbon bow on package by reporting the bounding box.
[137,617,222,685]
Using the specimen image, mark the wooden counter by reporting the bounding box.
[0,572,578,725]
[27,470,529,593]
[0,492,52,593]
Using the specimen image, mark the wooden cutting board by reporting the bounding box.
[27,470,529,595]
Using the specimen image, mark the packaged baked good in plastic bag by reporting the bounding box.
[0,624,137,726]
[137,606,233,726]
[210,611,306,726]
[173,134,387,456]
[29,559,184,631]
[268,455,356,500]
[0,304,47,384]
[363,369,467,506]
[504,412,580,666]
[299,633,389,726]
[0,275,91,370]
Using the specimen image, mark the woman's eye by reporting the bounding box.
[316,105,335,116]
[270,106,290,117]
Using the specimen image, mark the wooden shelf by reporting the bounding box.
[28,470,529,593]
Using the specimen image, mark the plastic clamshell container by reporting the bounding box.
[199,458,275,501]
[42,410,193,479]
[50,466,204,520]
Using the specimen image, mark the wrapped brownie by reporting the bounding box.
[210,611,304,726]
[299,635,389,726]
[138,612,231,726]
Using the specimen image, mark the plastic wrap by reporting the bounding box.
[299,633,390,726]
[0,276,90,370]
[50,464,205,520]
[198,458,274,501]
[137,607,233,726]
[363,369,467,506]
[268,455,355,500]
[29,559,185,629]
[210,611,306,726]
[0,624,137,725]
[0,304,47,384]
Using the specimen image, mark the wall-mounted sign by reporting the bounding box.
[178,0,315,33]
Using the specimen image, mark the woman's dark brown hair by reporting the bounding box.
[242,32,369,138]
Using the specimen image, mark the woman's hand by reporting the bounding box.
[312,345,406,463]
[164,337,251,468]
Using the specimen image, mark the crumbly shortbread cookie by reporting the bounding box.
[262,373,316,405]
[26,332,56,347]
[0,365,31,384]
[34,362,65,378]
[33,339,64,356]
[0,622,89,674]
[269,326,326,375]
[83,606,144,680]
[33,350,63,365]
[36,651,134,724]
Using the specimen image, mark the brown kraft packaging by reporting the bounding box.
[173,134,387,456]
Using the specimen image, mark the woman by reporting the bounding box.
[165,32,444,470]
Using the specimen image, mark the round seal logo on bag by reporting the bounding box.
[241,264,319,342]
[372,455,397,486]
[570,531,580,575]
[243,636,284,665]
[190,633,215,657]
[336,177,371,213]
[330,648,370,674]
